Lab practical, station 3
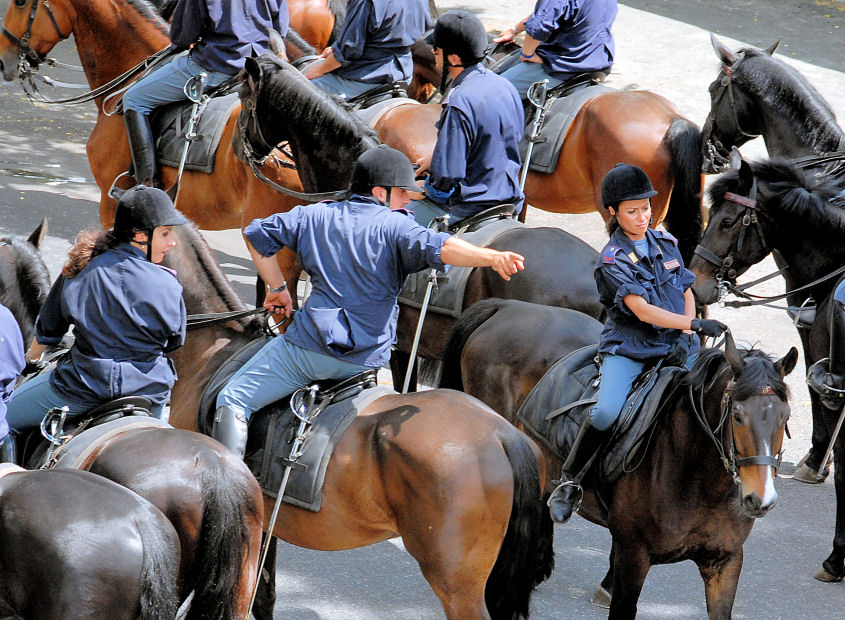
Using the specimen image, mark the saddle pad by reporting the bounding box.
[49,416,171,470]
[516,346,686,484]
[520,84,611,174]
[355,97,420,129]
[252,386,393,512]
[398,217,522,318]
[152,93,240,174]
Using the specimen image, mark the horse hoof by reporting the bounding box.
[792,462,829,484]
[590,586,612,608]
[813,566,844,583]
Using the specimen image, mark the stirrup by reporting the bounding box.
[108,171,134,201]
[548,480,584,512]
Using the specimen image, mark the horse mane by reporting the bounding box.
[733,49,844,152]
[125,0,171,35]
[147,0,178,22]
[683,346,789,401]
[285,28,318,57]
[327,0,348,46]
[248,55,379,152]
[707,158,845,239]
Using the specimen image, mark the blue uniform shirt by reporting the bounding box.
[524,0,617,81]
[171,0,290,75]
[245,195,450,367]
[595,228,698,361]
[331,0,431,85]
[426,65,525,221]
[35,244,186,408]
[0,304,25,439]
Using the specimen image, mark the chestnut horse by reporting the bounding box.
[3,232,265,620]
[689,155,845,584]
[440,300,799,618]
[0,466,181,619]
[164,222,554,620]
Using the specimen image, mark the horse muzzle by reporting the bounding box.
[0,49,18,81]
[691,277,719,306]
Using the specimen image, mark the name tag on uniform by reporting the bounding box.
[663,258,680,270]
[627,252,639,263]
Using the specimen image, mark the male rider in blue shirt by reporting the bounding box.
[213,146,525,458]
[0,304,24,463]
[303,0,431,100]
[413,11,525,226]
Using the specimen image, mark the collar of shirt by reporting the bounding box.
[610,228,665,264]
[443,64,484,103]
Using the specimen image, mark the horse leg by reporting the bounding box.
[817,442,845,581]
[608,541,650,620]
[251,536,278,620]
[389,349,417,392]
[591,543,615,608]
[696,551,743,620]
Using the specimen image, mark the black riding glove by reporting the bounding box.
[690,318,728,338]
[664,333,692,367]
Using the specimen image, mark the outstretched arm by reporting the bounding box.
[440,237,525,281]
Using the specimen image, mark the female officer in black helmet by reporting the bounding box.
[546,163,729,524]
[5,187,187,453]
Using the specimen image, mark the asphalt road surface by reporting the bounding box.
[0,0,843,618]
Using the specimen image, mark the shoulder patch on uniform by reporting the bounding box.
[602,246,622,263]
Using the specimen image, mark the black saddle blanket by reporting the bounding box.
[151,93,239,174]
[515,345,686,484]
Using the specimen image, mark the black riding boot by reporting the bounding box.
[547,418,607,524]
[123,109,158,187]
[808,300,845,411]
[211,406,249,460]
[0,434,17,465]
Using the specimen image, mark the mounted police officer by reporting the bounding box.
[493,0,618,101]
[122,0,289,187]
[413,10,525,227]
[0,304,25,464]
[808,282,845,412]
[212,146,525,458]
[304,0,431,100]
[5,187,188,454]
[546,163,728,524]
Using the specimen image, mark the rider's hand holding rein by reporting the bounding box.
[246,241,293,319]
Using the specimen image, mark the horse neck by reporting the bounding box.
[67,0,170,88]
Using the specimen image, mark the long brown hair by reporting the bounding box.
[61,228,132,278]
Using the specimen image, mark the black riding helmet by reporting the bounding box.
[424,10,487,67]
[349,145,419,199]
[601,163,658,208]
[113,186,188,261]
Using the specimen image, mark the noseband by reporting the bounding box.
[702,61,759,172]
[3,0,68,68]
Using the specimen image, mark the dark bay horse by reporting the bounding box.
[703,35,845,173]
[689,155,845,583]
[3,236,265,619]
[440,301,799,618]
[238,52,604,389]
[0,466,180,619]
[164,221,554,620]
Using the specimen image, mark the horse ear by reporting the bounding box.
[710,33,737,66]
[774,347,799,377]
[244,57,261,90]
[737,156,754,192]
[27,217,47,249]
[763,39,781,56]
[268,28,287,61]
[729,146,743,170]
[724,330,745,376]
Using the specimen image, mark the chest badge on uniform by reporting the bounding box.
[663,258,680,270]
[627,251,639,264]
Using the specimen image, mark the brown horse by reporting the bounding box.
[0,466,181,619]
[0,0,311,294]
[164,221,554,620]
[441,301,799,618]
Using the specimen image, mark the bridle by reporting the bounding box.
[2,0,68,68]
[702,61,760,173]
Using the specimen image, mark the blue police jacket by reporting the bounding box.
[595,228,698,361]
[34,244,186,408]
[332,0,431,85]
[0,304,25,439]
[426,65,525,221]
[245,195,450,367]
[524,0,616,81]
[171,0,290,75]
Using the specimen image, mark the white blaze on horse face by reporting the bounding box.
[759,438,778,508]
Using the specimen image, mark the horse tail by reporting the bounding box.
[327,0,348,46]
[439,299,503,390]
[661,117,704,265]
[184,457,262,620]
[137,515,180,620]
[485,429,554,619]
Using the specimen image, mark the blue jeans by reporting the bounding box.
[123,52,232,115]
[216,335,372,421]
[409,198,452,228]
[6,369,166,435]
[499,62,563,102]
[835,278,845,303]
[310,73,402,100]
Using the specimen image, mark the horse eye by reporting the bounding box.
[14,0,27,7]
[719,217,738,230]
[733,410,744,425]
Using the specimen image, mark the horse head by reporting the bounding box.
[0,0,73,80]
[0,218,51,346]
[701,35,781,173]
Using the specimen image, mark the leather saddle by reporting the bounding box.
[516,345,687,484]
[346,81,410,110]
